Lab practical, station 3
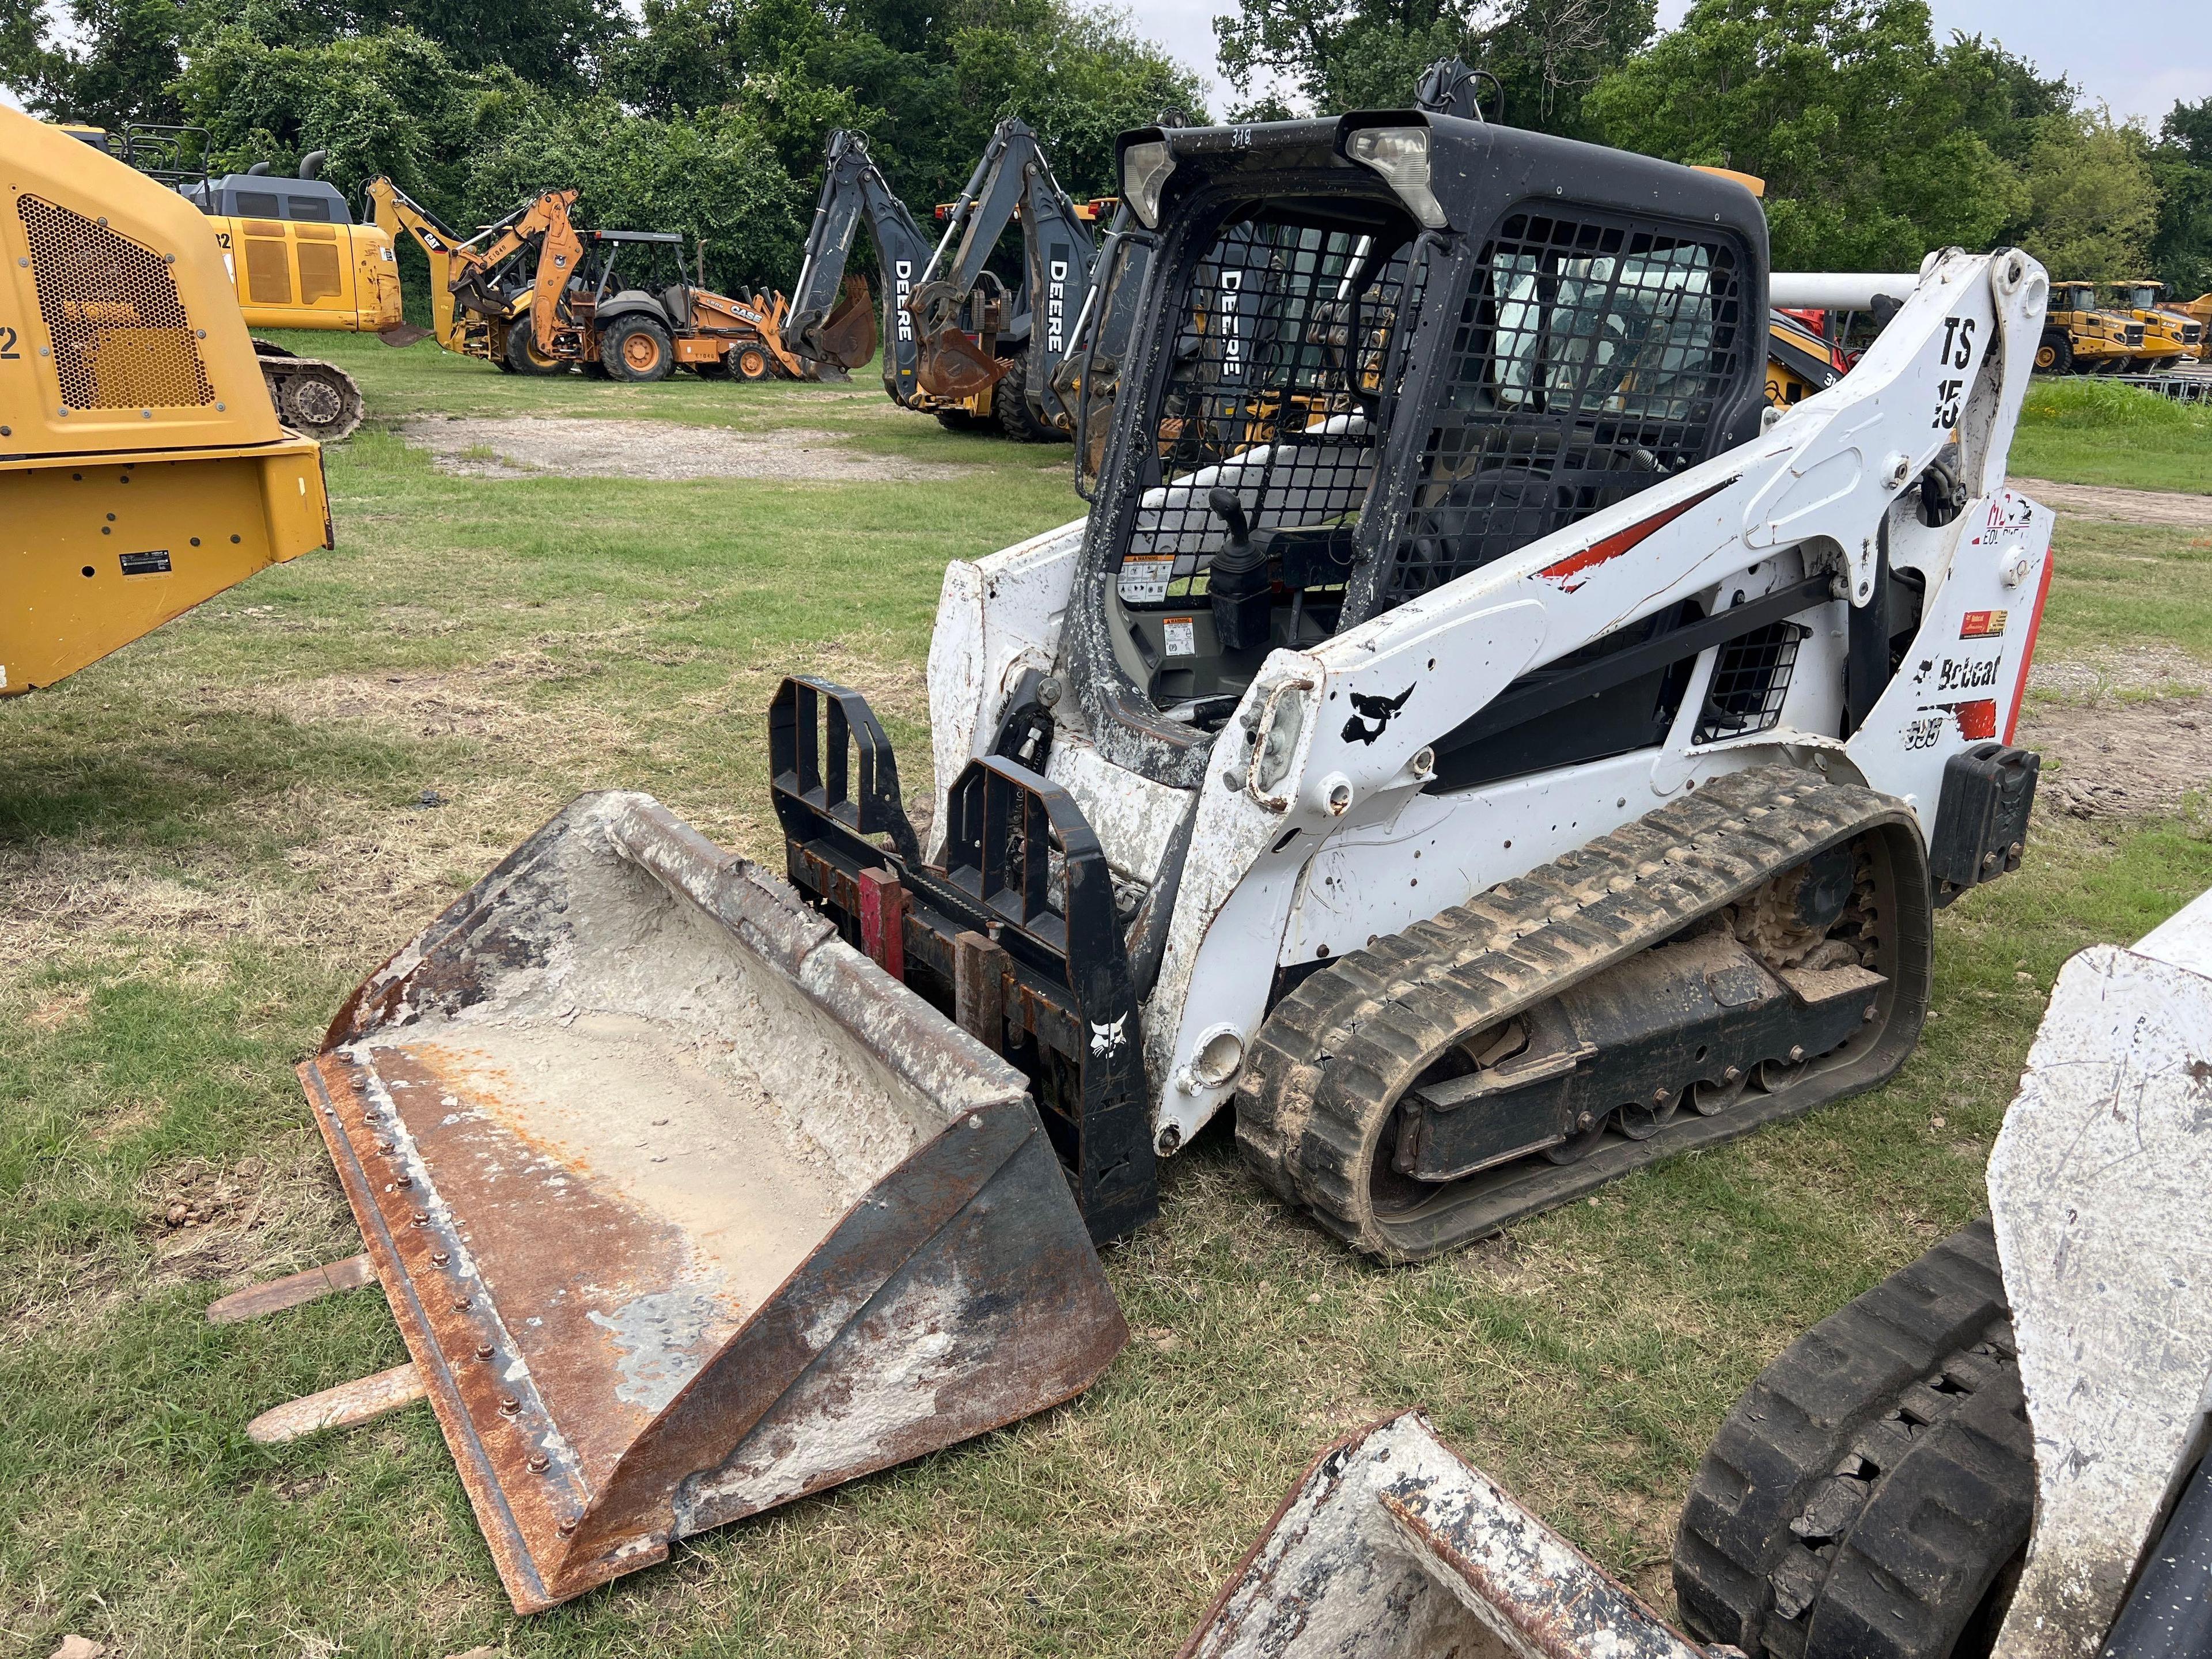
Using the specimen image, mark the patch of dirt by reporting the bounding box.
[2010,477,2212,529]
[2029,641,2208,700]
[2017,693,2212,818]
[399,416,973,483]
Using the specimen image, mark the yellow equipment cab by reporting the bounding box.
[180,164,402,335]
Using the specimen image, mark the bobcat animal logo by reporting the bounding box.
[1342,684,1414,745]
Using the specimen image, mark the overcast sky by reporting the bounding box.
[1123,0,2212,131]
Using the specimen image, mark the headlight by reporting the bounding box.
[1122,141,1176,230]
[1346,126,1446,229]
[1253,686,1306,793]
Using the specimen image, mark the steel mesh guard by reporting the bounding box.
[1376,210,1745,611]
[1695,620,1805,743]
[18,194,216,411]
[1118,213,1417,609]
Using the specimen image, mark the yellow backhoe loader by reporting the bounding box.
[365,177,831,382]
[5,108,331,694]
[60,123,393,440]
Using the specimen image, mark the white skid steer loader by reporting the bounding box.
[237,105,2056,1611]
[1182,890,2212,1659]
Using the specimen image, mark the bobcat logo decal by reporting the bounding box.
[1342,684,1414,745]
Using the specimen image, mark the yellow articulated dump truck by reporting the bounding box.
[3,107,332,695]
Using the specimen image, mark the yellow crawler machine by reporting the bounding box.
[5,108,331,694]
[61,124,389,440]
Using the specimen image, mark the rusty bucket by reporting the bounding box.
[914,325,1009,400]
[298,791,1126,1611]
[814,274,878,372]
[1183,1413,1706,1659]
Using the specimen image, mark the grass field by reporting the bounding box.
[3,338,2209,1658]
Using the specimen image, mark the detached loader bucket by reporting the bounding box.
[1184,1413,1706,1659]
[298,791,1126,1612]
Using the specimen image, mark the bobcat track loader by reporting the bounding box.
[242,107,2054,1611]
[1183,889,2212,1659]
[5,108,332,693]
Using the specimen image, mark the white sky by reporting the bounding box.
[1122,0,2212,130]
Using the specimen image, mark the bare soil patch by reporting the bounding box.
[2017,694,2212,818]
[2029,641,2208,700]
[399,416,972,483]
[2010,477,2212,528]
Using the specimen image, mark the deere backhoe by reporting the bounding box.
[233,99,2053,1615]
[4,109,331,693]
[60,122,387,441]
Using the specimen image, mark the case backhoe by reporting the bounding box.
[5,109,331,692]
[240,103,2054,1615]
[366,178,829,382]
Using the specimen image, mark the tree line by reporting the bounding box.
[5,0,2206,298]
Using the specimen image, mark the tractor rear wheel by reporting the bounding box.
[995,346,1063,442]
[2034,332,2071,374]
[603,315,675,384]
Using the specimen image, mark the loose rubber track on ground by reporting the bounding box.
[1673,1219,2035,1659]
[1234,763,1931,1258]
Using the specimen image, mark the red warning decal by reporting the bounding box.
[1959,609,2008,639]
[1953,699,1997,741]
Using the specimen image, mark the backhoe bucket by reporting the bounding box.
[298,791,1126,1612]
[915,325,1009,399]
[816,275,877,371]
[1184,1413,1703,1659]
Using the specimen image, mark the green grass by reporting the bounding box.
[3,334,2210,1657]
[2008,376,2212,494]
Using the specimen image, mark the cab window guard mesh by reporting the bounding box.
[1377,209,1744,612]
[1116,211,1418,612]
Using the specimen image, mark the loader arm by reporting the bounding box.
[784,130,934,403]
[363,176,474,350]
[909,117,1099,425]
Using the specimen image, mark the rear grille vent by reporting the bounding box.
[1695,619,1805,743]
[18,195,216,411]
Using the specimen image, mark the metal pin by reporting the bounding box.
[430,1250,449,1265]
[410,1209,429,1225]
[1788,1044,1806,1063]
[528,1453,551,1473]
[475,1343,494,1360]
[499,1393,521,1415]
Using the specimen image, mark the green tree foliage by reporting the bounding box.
[2013,107,2161,282]
[1213,0,1654,137]
[1583,0,2027,267]
[2150,98,2212,297]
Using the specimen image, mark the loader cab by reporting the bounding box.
[1066,113,1768,786]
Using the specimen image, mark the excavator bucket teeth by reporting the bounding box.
[1184,1412,1703,1659]
[816,276,877,371]
[298,791,1126,1612]
[915,326,1009,399]
[377,322,433,347]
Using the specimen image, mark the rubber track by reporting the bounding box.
[1673,1219,2035,1659]
[1234,764,1929,1258]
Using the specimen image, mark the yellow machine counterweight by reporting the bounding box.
[3,107,332,694]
